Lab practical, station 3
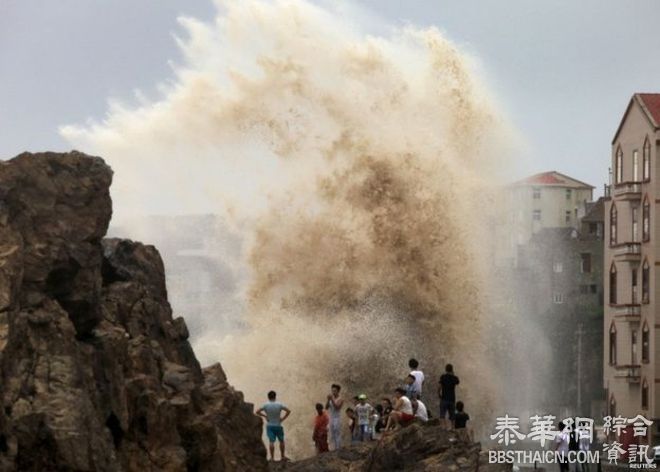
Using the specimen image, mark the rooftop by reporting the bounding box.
[612,93,660,143]
[511,171,595,189]
[638,93,660,127]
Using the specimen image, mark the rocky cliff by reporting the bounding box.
[0,151,267,471]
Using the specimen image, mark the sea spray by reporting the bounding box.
[62,0,529,457]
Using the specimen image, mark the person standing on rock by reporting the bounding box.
[355,394,374,441]
[326,383,344,450]
[256,390,291,462]
[345,408,359,443]
[554,421,570,472]
[408,358,425,399]
[438,364,459,427]
[312,403,329,454]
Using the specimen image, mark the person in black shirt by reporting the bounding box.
[454,401,469,428]
[453,401,471,441]
[438,363,459,426]
[375,398,393,434]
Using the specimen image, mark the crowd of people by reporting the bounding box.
[255,359,471,462]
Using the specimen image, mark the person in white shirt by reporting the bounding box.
[411,398,428,422]
[325,384,344,450]
[408,358,425,399]
[385,388,415,431]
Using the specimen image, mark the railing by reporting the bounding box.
[611,304,641,318]
[612,242,641,259]
[613,182,642,198]
[614,364,641,382]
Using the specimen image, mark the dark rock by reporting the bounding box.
[270,421,512,471]
[0,151,267,471]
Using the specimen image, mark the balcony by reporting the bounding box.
[613,181,642,200]
[611,304,641,322]
[612,242,641,262]
[614,364,641,383]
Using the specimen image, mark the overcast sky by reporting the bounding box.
[2,0,659,195]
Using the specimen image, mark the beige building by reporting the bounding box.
[604,93,660,441]
[502,172,594,265]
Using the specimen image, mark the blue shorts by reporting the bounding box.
[266,425,284,443]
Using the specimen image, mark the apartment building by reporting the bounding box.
[604,93,660,443]
[503,172,594,267]
[514,197,605,417]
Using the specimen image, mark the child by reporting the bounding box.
[346,408,359,444]
[312,403,329,454]
[405,374,419,400]
[453,401,472,441]
[354,394,373,441]
[369,406,380,440]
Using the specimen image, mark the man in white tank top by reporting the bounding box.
[385,388,415,431]
[325,384,344,450]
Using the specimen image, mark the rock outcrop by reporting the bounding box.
[0,152,267,471]
[270,420,512,471]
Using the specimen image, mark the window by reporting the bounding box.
[642,259,649,304]
[616,147,623,184]
[633,150,639,181]
[610,204,617,245]
[579,285,598,295]
[553,261,563,273]
[643,137,651,180]
[632,268,638,304]
[552,293,565,304]
[565,211,571,224]
[610,395,616,417]
[642,322,650,363]
[609,323,617,365]
[632,207,639,242]
[533,187,541,199]
[581,253,591,273]
[533,209,542,221]
[610,264,617,304]
[642,379,649,410]
[632,329,638,364]
[589,222,598,235]
[643,197,650,241]
[566,188,572,200]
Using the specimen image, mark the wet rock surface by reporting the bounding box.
[269,420,512,471]
[0,152,267,471]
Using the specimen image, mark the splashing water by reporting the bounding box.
[62,0,526,457]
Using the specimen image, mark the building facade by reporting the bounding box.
[503,172,594,267]
[514,198,605,418]
[604,93,660,442]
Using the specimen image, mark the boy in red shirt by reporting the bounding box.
[312,403,329,454]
